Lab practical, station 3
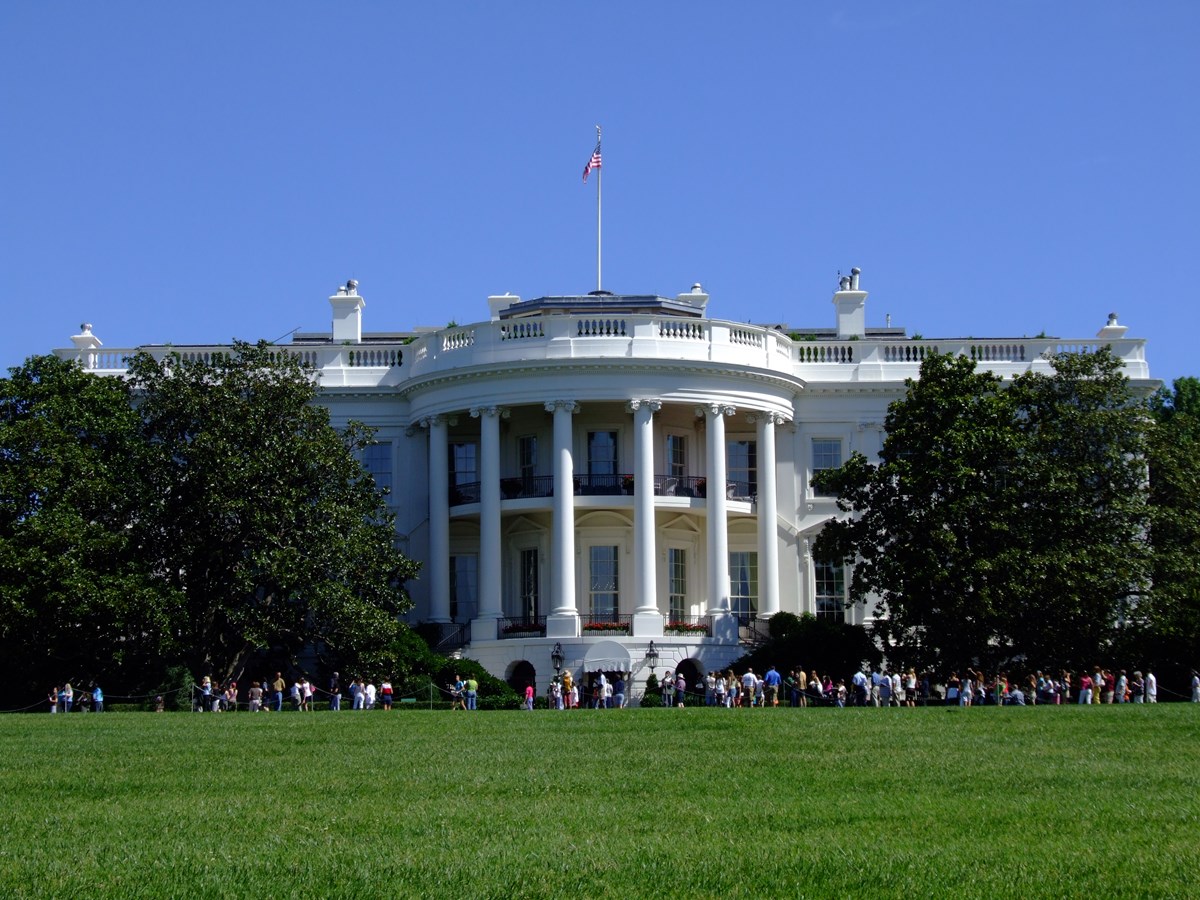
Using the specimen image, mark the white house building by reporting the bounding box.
[58,271,1151,695]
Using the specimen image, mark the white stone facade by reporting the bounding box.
[57,276,1152,695]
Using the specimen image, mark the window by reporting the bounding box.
[815,562,846,619]
[811,439,842,496]
[729,551,758,624]
[589,545,619,620]
[519,548,540,620]
[587,431,618,475]
[518,435,537,480]
[727,439,757,499]
[449,442,478,486]
[666,434,687,480]
[449,554,478,623]
[668,548,687,620]
[362,441,393,495]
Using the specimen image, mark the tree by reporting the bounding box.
[1144,377,1200,679]
[814,349,1151,674]
[0,355,176,698]
[813,353,1022,672]
[125,341,420,682]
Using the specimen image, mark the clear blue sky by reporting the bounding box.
[3,3,1197,387]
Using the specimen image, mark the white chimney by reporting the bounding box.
[676,282,710,316]
[330,279,365,343]
[832,267,866,338]
[488,292,520,321]
[70,323,103,351]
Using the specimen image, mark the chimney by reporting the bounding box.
[1096,312,1128,340]
[70,322,103,352]
[832,267,866,338]
[676,282,710,316]
[330,279,365,343]
[488,292,520,321]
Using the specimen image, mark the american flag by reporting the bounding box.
[582,143,602,182]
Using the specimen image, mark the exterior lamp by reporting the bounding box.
[551,642,564,675]
[645,641,659,672]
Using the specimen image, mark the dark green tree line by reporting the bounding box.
[814,349,1152,674]
[0,345,420,702]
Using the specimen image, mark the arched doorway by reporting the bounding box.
[506,660,536,695]
[676,658,705,706]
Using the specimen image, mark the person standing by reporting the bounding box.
[380,679,393,710]
[676,672,687,708]
[614,675,626,709]
[1115,669,1128,703]
[550,678,562,710]
[329,672,341,711]
[271,672,286,712]
[49,687,59,713]
[248,681,263,712]
[1191,671,1200,703]
[364,681,377,710]
[62,683,74,713]
[466,675,479,711]
[562,670,574,709]
[351,678,364,710]
[91,684,104,714]
[1146,671,1157,703]
[524,682,535,711]
[661,670,675,707]
[763,666,782,707]
[742,669,757,709]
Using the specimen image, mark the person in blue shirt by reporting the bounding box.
[763,666,783,707]
[91,684,104,713]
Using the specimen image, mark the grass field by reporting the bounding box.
[1,705,1197,899]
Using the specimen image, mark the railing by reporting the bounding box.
[581,614,633,635]
[500,475,554,499]
[499,616,547,638]
[450,482,481,505]
[738,616,772,647]
[664,616,713,637]
[57,315,1150,384]
[575,473,634,496]
[432,621,472,653]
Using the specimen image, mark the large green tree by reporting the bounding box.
[0,345,420,700]
[0,355,175,698]
[126,341,419,682]
[1144,377,1200,677]
[814,349,1151,673]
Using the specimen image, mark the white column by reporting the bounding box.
[472,406,505,636]
[702,404,735,624]
[426,415,451,623]
[546,400,579,637]
[755,412,785,618]
[630,400,663,636]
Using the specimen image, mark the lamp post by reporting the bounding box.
[645,640,659,674]
[551,642,564,677]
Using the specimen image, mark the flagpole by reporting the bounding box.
[596,124,602,292]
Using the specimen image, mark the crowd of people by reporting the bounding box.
[41,665,1200,713]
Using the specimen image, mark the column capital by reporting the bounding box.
[696,403,736,419]
[545,400,580,414]
[747,411,791,426]
[417,413,457,429]
[627,399,662,414]
[470,406,510,419]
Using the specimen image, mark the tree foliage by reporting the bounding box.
[0,346,420,700]
[1144,377,1200,679]
[813,349,1151,673]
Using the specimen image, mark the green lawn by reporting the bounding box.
[1,705,1196,899]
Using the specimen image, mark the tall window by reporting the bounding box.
[811,439,842,496]
[362,441,393,495]
[668,548,687,621]
[729,551,758,623]
[449,554,478,623]
[520,548,540,621]
[666,434,687,480]
[727,439,757,499]
[518,435,538,480]
[589,545,619,620]
[587,431,618,475]
[449,442,478,486]
[815,562,846,619]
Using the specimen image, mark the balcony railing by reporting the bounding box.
[664,616,713,637]
[499,616,547,638]
[581,614,633,635]
[450,473,754,506]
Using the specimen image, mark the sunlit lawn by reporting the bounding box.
[1,704,1196,898]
